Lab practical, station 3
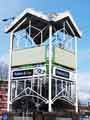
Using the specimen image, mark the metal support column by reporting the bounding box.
[15,81,17,97]
[61,80,63,96]
[75,36,78,113]
[7,32,13,111]
[55,79,57,96]
[48,24,52,112]
[66,81,67,96]
[41,31,43,45]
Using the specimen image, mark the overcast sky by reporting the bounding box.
[0,0,90,104]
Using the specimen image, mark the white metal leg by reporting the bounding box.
[48,24,52,112]
[7,32,13,111]
[75,36,78,113]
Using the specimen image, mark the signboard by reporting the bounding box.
[53,67,74,80]
[11,66,46,79]
[13,69,33,77]
[55,68,69,79]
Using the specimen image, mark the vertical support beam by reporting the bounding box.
[48,24,52,112]
[29,20,31,36]
[41,31,43,45]
[40,78,42,96]
[7,32,13,112]
[26,20,32,47]
[24,79,25,89]
[75,36,78,113]
[56,31,57,45]
[31,77,33,90]
[15,81,17,97]
[55,79,57,96]
[61,80,63,96]
[63,21,66,42]
[69,82,71,97]
[65,81,67,96]
[62,21,66,49]
[38,76,40,91]
[16,35,19,49]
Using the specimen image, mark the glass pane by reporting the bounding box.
[17,81,24,95]
[57,80,61,94]
[11,81,16,99]
[26,80,31,88]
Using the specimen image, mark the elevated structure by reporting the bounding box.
[5,8,81,113]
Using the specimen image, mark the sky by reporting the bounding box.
[0,0,90,104]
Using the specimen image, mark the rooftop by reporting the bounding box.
[5,8,82,44]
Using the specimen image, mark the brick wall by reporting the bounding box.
[0,81,8,116]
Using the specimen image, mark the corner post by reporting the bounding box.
[48,24,52,112]
[7,31,13,112]
[75,36,78,113]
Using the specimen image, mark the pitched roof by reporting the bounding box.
[5,8,82,44]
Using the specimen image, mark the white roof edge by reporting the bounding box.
[53,11,82,37]
[5,8,49,33]
[5,9,82,37]
[66,11,82,37]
